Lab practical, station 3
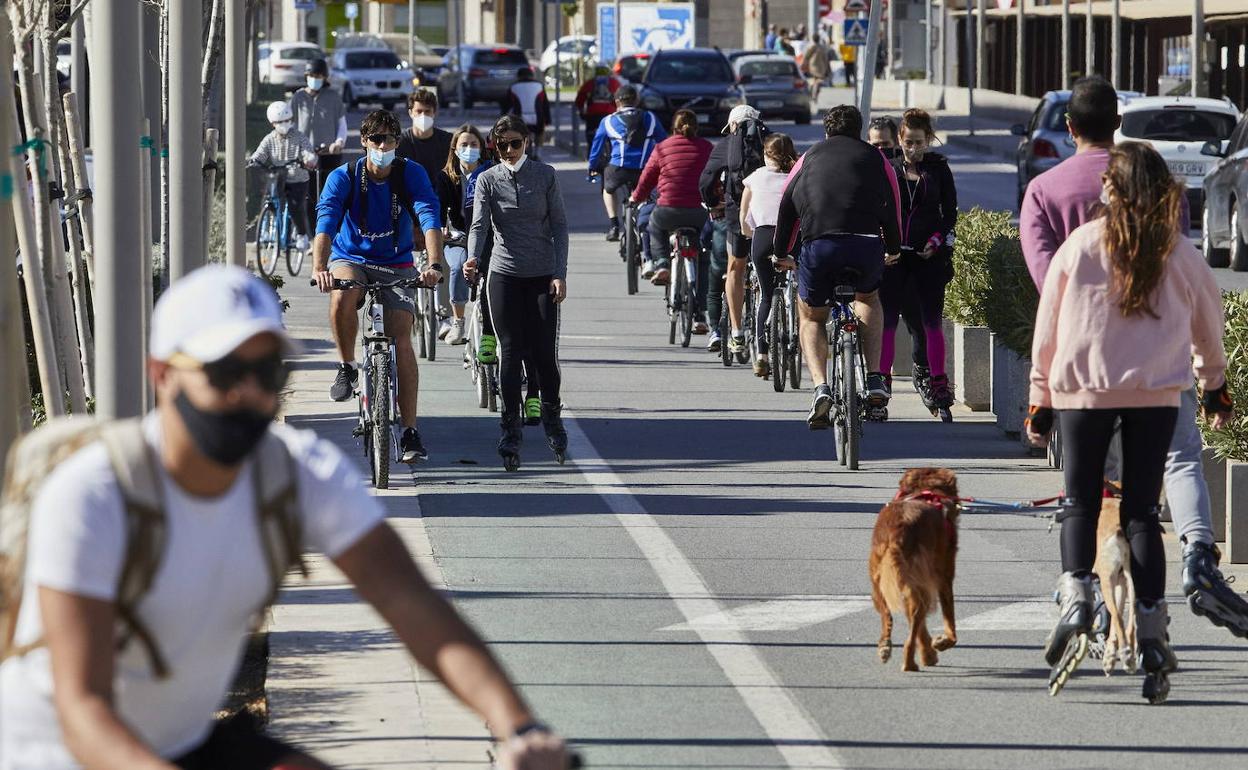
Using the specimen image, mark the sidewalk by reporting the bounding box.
[264,282,494,769]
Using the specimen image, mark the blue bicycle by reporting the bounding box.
[253,160,304,277]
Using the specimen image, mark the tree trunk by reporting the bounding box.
[202,128,219,260]
[62,91,95,286]
[0,10,32,451]
[160,2,171,288]
[51,88,95,400]
[202,0,225,128]
[246,1,260,104]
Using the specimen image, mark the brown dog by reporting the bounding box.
[870,468,959,671]
[1093,497,1137,674]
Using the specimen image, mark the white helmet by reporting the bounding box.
[266,101,293,124]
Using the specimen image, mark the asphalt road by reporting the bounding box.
[284,109,1248,769]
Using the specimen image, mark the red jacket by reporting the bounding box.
[633,135,713,208]
[575,75,623,119]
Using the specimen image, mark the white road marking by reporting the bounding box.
[660,595,875,632]
[565,415,847,770]
[957,599,1057,631]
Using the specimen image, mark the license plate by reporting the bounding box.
[489,69,512,79]
[1167,161,1206,177]
[696,113,710,123]
[759,99,784,109]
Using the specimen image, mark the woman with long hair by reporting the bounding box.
[465,115,570,470]
[438,124,492,345]
[879,109,958,417]
[739,133,798,379]
[1027,142,1233,701]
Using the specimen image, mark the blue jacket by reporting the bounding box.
[588,108,666,173]
[315,158,442,268]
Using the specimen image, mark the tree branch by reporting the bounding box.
[52,0,92,40]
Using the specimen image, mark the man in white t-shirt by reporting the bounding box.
[0,265,569,770]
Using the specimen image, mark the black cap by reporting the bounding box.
[308,58,329,77]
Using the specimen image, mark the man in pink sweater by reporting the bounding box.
[1020,76,1248,641]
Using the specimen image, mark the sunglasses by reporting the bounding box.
[366,133,397,145]
[496,138,525,152]
[170,352,290,393]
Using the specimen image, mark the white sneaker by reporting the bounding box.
[642,260,656,279]
[448,319,467,345]
[295,234,309,252]
[438,319,453,340]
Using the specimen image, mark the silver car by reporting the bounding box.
[436,45,530,109]
[331,46,414,110]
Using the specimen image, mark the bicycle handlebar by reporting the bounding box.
[313,277,428,291]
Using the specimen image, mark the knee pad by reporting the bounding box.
[1124,506,1165,539]
[1054,497,1099,524]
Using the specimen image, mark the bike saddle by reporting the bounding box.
[833,267,861,304]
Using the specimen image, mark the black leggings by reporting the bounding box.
[480,264,538,401]
[1058,407,1178,602]
[880,252,951,376]
[750,226,778,354]
[487,272,560,415]
[284,180,310,237]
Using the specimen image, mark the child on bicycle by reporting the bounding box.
[250,101,318,253]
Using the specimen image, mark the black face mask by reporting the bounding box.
[174,391,275,466]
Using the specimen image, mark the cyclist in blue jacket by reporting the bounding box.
[587,85,665,241]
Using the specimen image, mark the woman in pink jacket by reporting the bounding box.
[1026,142,1234,702]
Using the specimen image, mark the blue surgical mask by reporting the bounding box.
[457,147,481,165]
[307,77,324,91]
[369,147,396,168]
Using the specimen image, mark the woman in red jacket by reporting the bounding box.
[632,109,713,286]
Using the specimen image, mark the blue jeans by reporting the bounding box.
[1166,387,1214,545]
[444,245,470,306]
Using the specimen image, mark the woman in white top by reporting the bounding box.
[739,133,798,379]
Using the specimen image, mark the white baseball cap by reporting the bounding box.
[722,104,760,134]
[150,264,296,363]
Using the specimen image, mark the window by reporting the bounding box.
[343,51,402,70]
[649,55,733,84]
[1227,118,1248,155]
[474,49,528,67]
[740,60,799,78]
[283,46,322,62]
[1041,100,1070,132]
[1120,109,1237,143]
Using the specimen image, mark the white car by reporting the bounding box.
[331,45,416,110]
[1116,95,1241,219]
[259,41,325,88]
[539,35,598,86]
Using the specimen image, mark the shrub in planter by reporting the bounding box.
[944,207,997,327]
[1202,291,1248,462]
[981,223,1038,359]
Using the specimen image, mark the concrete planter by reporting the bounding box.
[954,324,991,411]
[1202,448,1227,542]
[991,338,1031,437]
[1225,460,1247,563]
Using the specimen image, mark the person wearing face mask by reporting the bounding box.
[397,89,453,190]
[312,110,445,464]
[250,101,318,254]
[291,58,348,223]
[0,264,575,770]
[738,133,798,380]
[465,115,569,471]
[436,124,492,347]
[877,108,957,419]
[867,116,899,157]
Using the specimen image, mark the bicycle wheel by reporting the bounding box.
[738,278,754,364]
[770,288,786,393]
[841,332,861,471]
[719,291,732,367]
[256,205,278,276]
[680,262,694,348]
[475,360,489,408]
[788,293,802,389]
[423,290,438,362]
[625,208,639,296]
[285,209,304,276]
[486,366,499,412]
[370,350,391,489]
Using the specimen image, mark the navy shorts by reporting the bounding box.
[797,235,885,307]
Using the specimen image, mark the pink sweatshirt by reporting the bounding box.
[1029,218,1226,410]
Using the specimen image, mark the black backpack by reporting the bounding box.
[726,118,769,205]
[618,108,650,149]
[338,157,420,251]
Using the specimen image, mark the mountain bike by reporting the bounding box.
[769,258,802,393]
[414,250,440,362]
[666,228,700,348]
[463,279,499,412]
[719,261,755,367]
[253,161,305,277]
[320,276,424,490]
[621,194,642,295]
[826,274,869,470]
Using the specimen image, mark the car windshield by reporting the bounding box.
[1120,109,1237,142]
[620,56,649,79]
[650,55,733,84]
[283,47,322,61]
[344,51,401,70]
[559,40,594,54]
[1042,100,1069,131]
[740,60,798,78]
[475,49,528,66]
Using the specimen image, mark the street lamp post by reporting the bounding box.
[1061,0,1070,87]
[1085,0,1093,76]
[1015,0,1025,95]
[857,0,884,134]
[169,0,204,281]
[1111,0,1120,88]
[226,0,245,267]
[1192,0,1204,97]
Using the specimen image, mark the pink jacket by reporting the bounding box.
[1029,218,1226,410]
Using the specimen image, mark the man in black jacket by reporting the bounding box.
[396,89,453,184]
[774,105,901,429]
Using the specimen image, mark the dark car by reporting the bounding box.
[436,45,529,108]
[612,52,652,82]
[734,55,811,124]
[638,48,742,134]
[1202,113,1248,270]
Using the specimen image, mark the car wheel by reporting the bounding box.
[1203,204,1230,268]
[1231,202,1248,272]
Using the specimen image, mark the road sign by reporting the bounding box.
[293,0,315,11]
[843,18,868,46]
[818,0,833,15]
[344,2,358,20]
[844,0,868,12]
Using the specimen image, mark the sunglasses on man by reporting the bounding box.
[169,351,290,393]
[496,138,525,152]
[366,133,397,145]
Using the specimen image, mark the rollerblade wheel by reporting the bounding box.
[1048,632,1089,696]
[938,407,953,423]
[1143,671,1170,705]
[554,451,567,465]
[502,454,520,472]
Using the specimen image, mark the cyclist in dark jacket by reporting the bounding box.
[588,86,665,241]
[632,110,713,287]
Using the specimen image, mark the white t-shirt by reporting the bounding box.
[742,166,791,229]
[0,416,384,770]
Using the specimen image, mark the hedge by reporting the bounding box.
[945,208,1037,358]
[1203,291,1248,462]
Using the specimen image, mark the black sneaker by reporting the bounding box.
[399,428,428,463]
[866,372,890,406]
[330,363,358,402]
[807,384,833,430]
[605,225,620,242]
[1182,539,1248,638]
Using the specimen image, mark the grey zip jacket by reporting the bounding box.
[467,159,569,280]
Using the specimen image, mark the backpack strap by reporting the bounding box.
[98,420,171,680]
[250,432,306,623]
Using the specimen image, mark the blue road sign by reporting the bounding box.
[344,2,359,20]
[598,4,618,64]
[294,0,316,11]
[843,18,868,46]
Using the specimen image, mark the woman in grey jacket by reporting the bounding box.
[466,115,570,470]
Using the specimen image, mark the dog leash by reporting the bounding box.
[899,490,1065,531]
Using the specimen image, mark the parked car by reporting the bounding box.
[733,55,810,124]
[436,45,529,109]
[638,48,743,134]
[612,52,652,83]
[364,32,446,88]
[1201,112,1248,270]
[539,35,599,87]
[330,43,415,110]
[259,41,325,88]
[1116,94,1241,221]
[1011,89,1143,208]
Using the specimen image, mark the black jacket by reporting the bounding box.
[774,135,902,255]
[891,153,957,255]
[396,128,453,185]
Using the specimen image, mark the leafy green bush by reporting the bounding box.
[1202,291,1248,461]
[945,207,1002,327]
[945,207,1037,357]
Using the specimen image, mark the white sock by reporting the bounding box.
[731,328,742,338]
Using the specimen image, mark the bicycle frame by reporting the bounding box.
[666,229,699,347]
[359,291,399,466]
